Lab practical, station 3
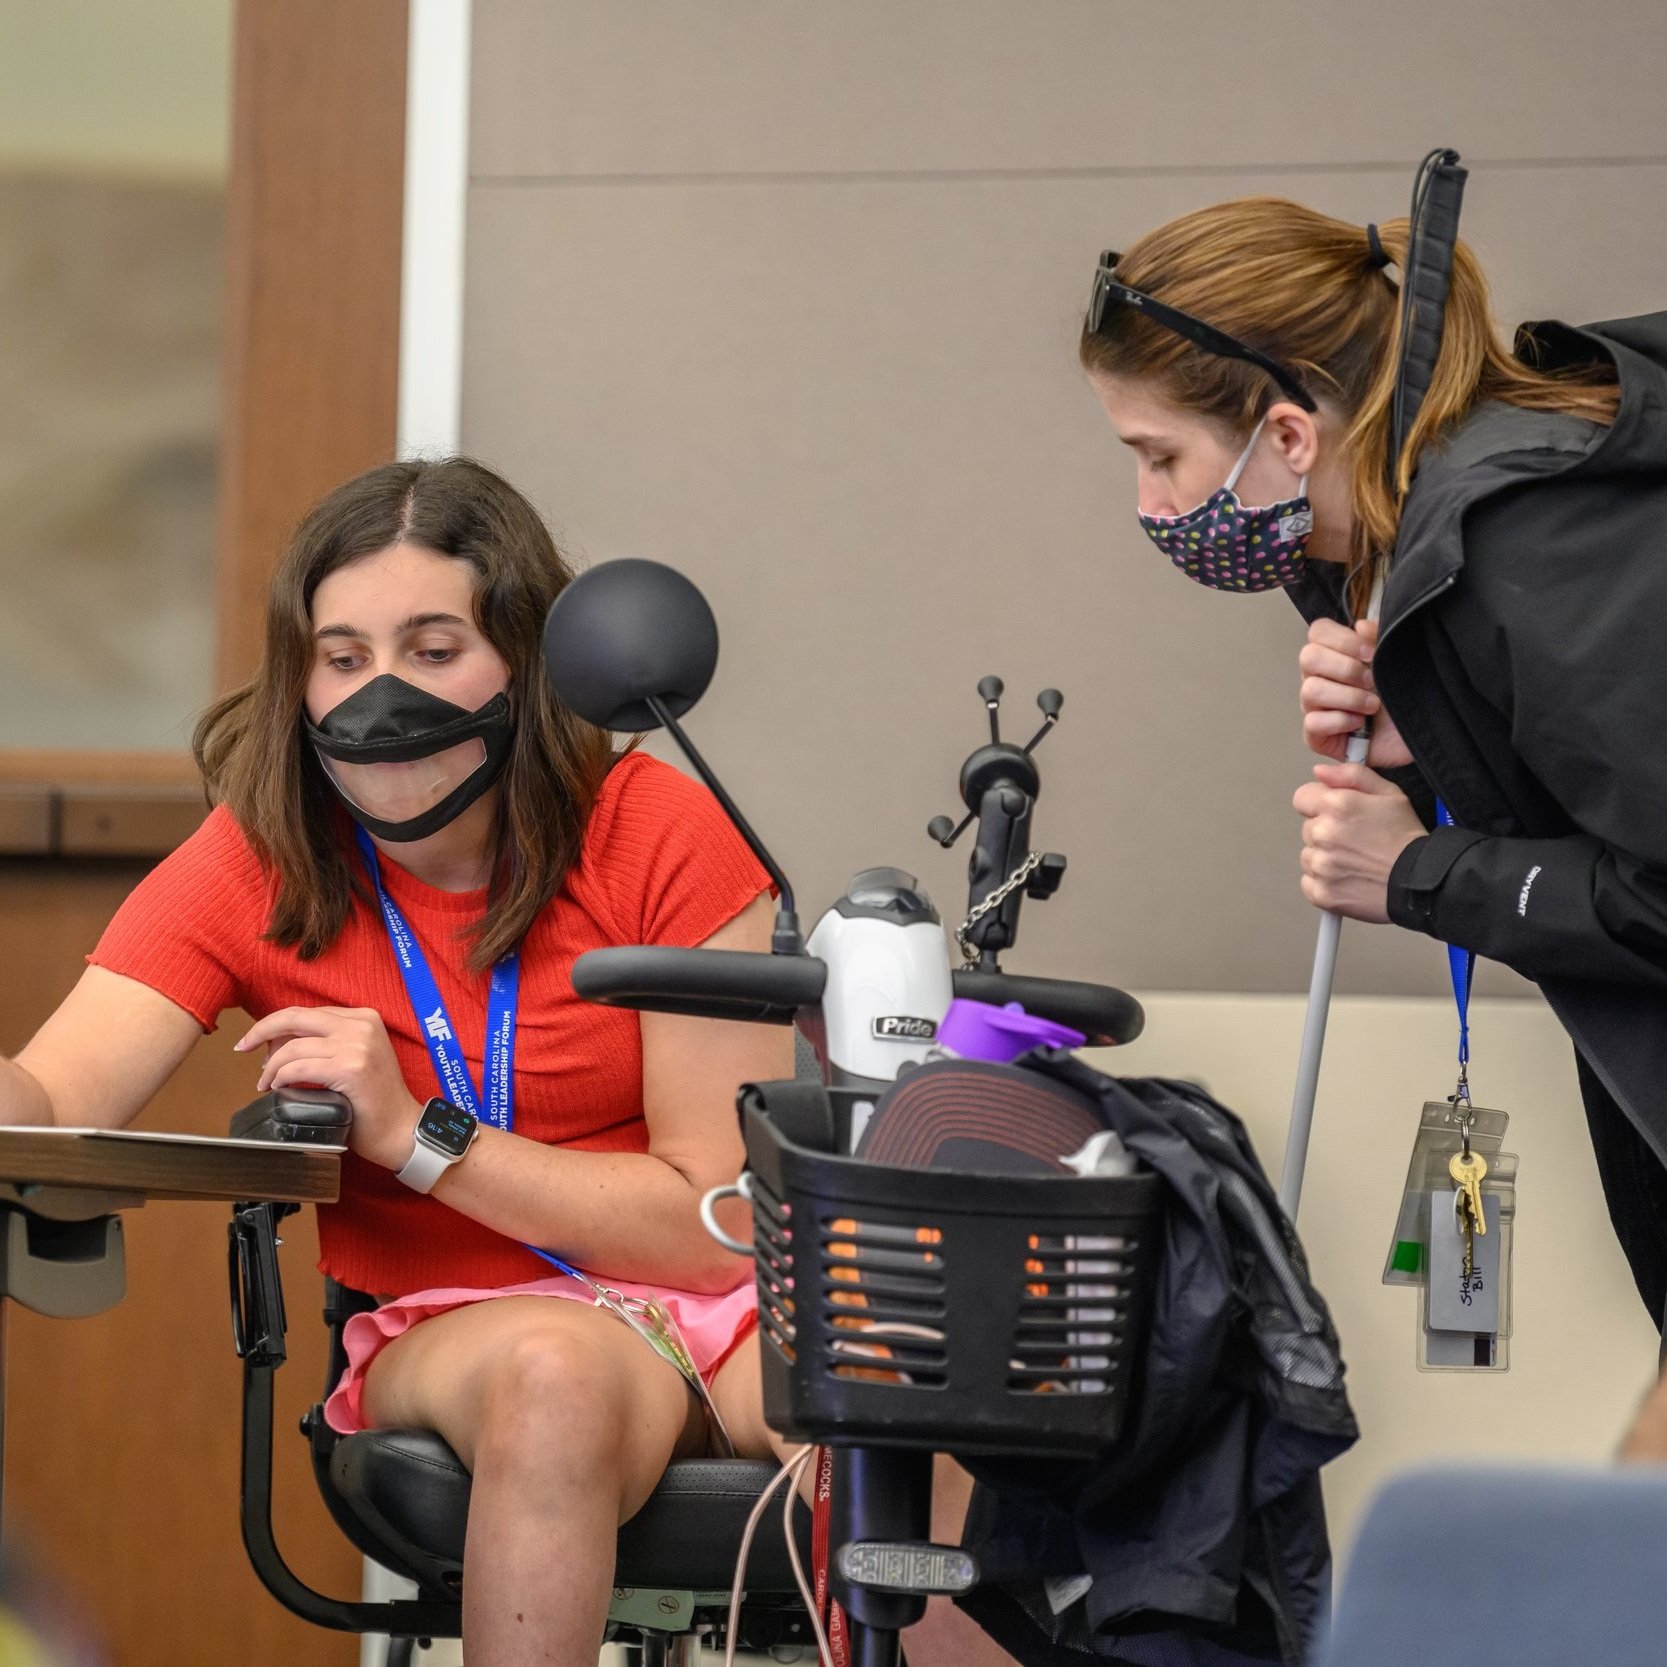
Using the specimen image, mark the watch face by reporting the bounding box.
[418,1099,478,1158]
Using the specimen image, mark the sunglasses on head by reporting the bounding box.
[1088,250,1318,414]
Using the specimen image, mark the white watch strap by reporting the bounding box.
[396,1135,456,1195]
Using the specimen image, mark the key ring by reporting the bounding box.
[1449,1064,1475,1156]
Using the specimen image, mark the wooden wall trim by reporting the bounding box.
[214,0,410,692]
[0,751,199,788]
[0,754,203,857]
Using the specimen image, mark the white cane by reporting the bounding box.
[1278,569,1385,1218]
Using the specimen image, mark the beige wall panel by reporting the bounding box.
[1106,994,1660,1552]
[463,161,1667,994]
[470,0,1667,178]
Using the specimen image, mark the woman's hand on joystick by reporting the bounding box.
[236,1006,424,1170]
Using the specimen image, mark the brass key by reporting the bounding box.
[1455,1193,1476,1282]
[1450,1149,1488,1238]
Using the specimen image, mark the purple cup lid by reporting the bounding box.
[935,998,1085,1063]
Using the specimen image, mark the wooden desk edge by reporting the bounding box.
[0,1132,340,1206]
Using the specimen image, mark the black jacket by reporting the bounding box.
[1286,313,1667,1298]
[959,1060,1357,1667]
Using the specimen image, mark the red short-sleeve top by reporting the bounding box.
[89,752,771,1296]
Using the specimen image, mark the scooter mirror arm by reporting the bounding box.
[648,696,803,955]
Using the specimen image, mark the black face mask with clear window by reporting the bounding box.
[305,674,514,843]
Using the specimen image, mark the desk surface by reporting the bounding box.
[0,1128,339,1205]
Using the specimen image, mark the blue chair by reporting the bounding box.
[1317,1464,1667,1666]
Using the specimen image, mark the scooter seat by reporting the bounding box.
[327,1430,812,1596]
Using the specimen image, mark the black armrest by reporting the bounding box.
[230,1087,353,1146]
[225,1093,350,1370]
[952,969,1144,1047]
[573,947,826,1024]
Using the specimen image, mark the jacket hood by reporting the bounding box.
[1515,312,1667,479]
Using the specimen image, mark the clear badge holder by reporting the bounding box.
[1392,862,1513,1371]
[1416,1151,1516,1373]
[1383,1100,1510,1287]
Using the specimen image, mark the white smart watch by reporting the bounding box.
[396,1097,480,1194]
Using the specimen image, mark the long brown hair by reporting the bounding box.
[1080,197,1619,603]
[194,457,618,970]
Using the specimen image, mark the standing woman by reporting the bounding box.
[0,457,792,1666]
[1080,198,1667,1327]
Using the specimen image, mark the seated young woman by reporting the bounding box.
[0,457,793,1667]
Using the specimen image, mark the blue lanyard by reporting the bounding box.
[524,1245,588,1281]
[1434,801,1474,1089]
[358,831,594,1283]
[356,827,521,1131]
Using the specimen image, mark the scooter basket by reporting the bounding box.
[741,1084,1164,1457]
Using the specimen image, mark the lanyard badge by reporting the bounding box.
[1382,804,1519,1373]
[524,1245,737,1455]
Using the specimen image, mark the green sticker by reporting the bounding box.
[1391,1239,1425,1275]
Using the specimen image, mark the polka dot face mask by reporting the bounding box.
[1137,416,1313,592]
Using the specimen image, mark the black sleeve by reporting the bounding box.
[1388,822,1667,992]
[1385,478,1667,989]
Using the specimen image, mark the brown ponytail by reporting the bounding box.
[1081,197,1619,608]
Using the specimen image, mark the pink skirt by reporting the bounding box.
[324,1270,759,1435]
